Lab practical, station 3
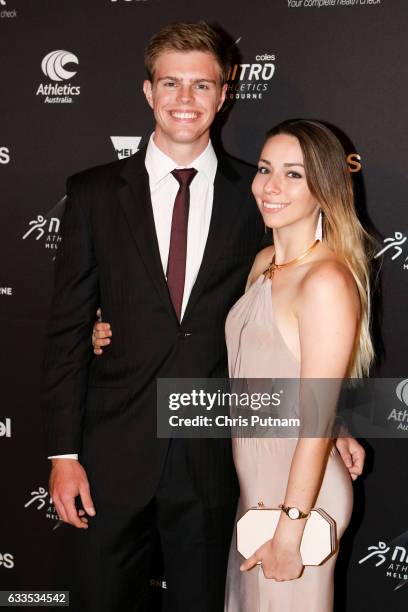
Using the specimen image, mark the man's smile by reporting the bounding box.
[169,110,200,121]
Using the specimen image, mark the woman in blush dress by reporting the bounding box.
[92,119,374,612]
[223,119,374,612]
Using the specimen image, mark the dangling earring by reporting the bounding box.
[315,210,323,241]
[264,224,272,246]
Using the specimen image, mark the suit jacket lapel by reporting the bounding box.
[182,157,241,322]
[118,147,176,322]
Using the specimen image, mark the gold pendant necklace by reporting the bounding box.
[263,239,320,279]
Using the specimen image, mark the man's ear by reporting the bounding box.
[143,80,154,109]
[216,82,228,112]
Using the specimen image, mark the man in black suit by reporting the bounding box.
[44,21,365,612]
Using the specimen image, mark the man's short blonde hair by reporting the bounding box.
[144,21,231,85]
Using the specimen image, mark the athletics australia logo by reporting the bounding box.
[387,379,408,432]
[22,197,66,258]
[374,231,408,271]
[36,50,81,104]
[358,534,408,591]
[24,486,61,529]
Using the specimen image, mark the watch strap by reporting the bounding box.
[279,503,310,520]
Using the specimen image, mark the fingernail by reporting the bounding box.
[86,508,96,516]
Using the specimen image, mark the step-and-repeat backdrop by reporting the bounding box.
[1,1,407,610]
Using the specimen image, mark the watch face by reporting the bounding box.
[288,507,300,519]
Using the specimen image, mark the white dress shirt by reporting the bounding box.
[146,132,217,316]
[49,133,217,460]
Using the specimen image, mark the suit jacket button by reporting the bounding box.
[178,331,191,338]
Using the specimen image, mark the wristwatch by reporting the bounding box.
[279,504,310,520]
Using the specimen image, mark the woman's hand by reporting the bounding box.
[240,537,304,581]
[92,309,112,355]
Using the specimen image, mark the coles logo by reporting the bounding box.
[36,50,80,104]
[227,37,276,102]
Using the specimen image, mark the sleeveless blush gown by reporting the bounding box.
[224,274,353,612]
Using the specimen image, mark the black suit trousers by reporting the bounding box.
[71,439,238,612]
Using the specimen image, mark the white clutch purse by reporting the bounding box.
[237,504,338,566]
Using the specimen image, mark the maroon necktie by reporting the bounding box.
[167,168,197,320]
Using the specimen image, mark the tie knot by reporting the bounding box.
[171,168,197,188]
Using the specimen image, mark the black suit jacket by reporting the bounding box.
[43,147,264,509]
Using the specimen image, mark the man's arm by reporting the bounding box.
[43,177,99,527]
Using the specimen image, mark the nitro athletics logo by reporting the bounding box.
[24,486,61,529]
[22,197,66,257]
[359,537,408,591]
[227,38,276,101]
[375,231,408,271]
[36,50,80,104]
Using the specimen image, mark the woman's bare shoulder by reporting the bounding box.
[300,255,359,307]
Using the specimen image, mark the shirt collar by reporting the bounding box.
[145,132,217,188]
